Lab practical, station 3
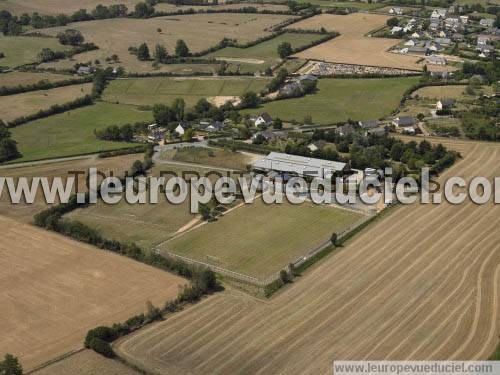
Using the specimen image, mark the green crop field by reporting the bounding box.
[102,77,270,107]
[0,36,67,67]
[10,102,152,162]
[207,32,327,73]
[243,77,419,125]
[162,199,362,278]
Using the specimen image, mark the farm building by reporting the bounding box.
[393,116,416,133]
[359,120,379,129]
[253,152,348,179]
[426,55,447,65]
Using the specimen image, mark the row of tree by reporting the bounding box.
[0,121,20,163]
[94,122,147,142]
[0,2,157,34]
[132,39,190,61]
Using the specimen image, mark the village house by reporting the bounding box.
[479,18,494,28]
[335,123,356,136]
[77,66,95,74]
[436,98,455,110]
[175,123,186,136]
[431,9,447,19]
[426,55,447,65]
[358,120,379,129]
[391,26,403,35]
[392,116,416,133]
[404,39,416,47]
[434,37,451,46]
[205,121,225,133]
[307,140,327,152]
[389,7,403,15]
[254,113,273,127]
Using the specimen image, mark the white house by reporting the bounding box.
[254,112,273,127]
[436,98,455,110]
[389,7,403,15]
[175,124,185,135]
[391,26,403,35]
[460,15,468,24]
[479,18,494,28]
[404,39,416,47]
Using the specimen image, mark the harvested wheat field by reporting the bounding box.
[116,138,500,374]
[32,350,140,375]
[0,0,140,15]
[0,215,185,371]
[0,153,142,223]
[0,71,75,88]
[291,13,422,70]
[0,83,92,122]
[37,13,294,72]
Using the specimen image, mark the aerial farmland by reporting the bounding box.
[0,0,499,373]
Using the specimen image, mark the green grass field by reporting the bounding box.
[162,199,362,278]
[243,77,419,125]
[64,163,234,249]
[10,102,152,162]
[0,36,67,67]
[102,77,270,107]
[207,32,326,73]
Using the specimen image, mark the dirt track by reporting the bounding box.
[116,138,500,374]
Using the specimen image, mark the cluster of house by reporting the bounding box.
[147,119,228,142]
[298,61,420,76]
[393,7,498,63]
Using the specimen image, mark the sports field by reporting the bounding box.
[0,83,92,122]
[37,13,294,72]
[290,13,422,70]
[0,215,185,371]
[207,32,327,72]
[243,77,419,125]
[116,138,500,374]
[0,153,142,223]
[9,102,152,162]
[0,71,75,88]
[102,77,270,107]
[0,35,67,67]
[162,199,362,278]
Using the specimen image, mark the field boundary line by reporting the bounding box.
[25,347,85,374]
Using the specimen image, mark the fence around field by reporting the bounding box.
[157,209,378,290]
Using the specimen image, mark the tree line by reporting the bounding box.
[0,76,92,96]
[0,121,20,163]
[94,122,148,142]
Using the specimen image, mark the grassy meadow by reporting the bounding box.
[0,36,67,67]
[10,102,152,162]
[162,199,362,278]
[207,32,327,72]
[243,77,419,125]
[103,77,270,107]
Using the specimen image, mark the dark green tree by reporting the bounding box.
[137,43,150,60]
[0,353,23,375]
[175,39,189,57]
[277,41,293,58]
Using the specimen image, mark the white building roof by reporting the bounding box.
[253,152,347,177]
